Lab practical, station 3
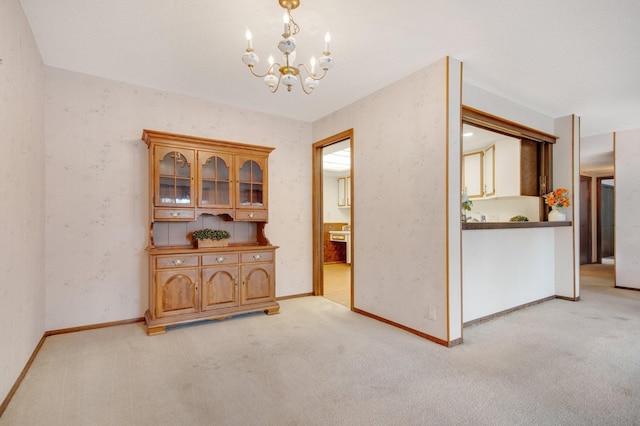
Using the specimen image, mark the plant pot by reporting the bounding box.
[197,239,229,248]
[548,209,566,222]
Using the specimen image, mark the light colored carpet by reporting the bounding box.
[2,269,639,425]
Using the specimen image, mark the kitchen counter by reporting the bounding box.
[462,221,571,230]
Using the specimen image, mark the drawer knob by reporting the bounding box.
[248,213,254,218]
[170,212,180,218]
[253,254,261,261]
[216,257,226,263]
[172,259,184,266]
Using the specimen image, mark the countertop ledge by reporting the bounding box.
[147,244,278,255]
[462,221,571,230]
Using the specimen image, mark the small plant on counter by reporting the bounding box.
[509,215,529,222]
[192,229,231,248]
[192,229,231,241]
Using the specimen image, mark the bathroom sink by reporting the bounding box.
[328,228,351,264]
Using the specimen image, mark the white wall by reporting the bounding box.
[553,115,580,299]
[463,228,556,322]
[615,129,640,289]
[312,57,463,344]
[463,83,555,135]
[0,0,46,404]
[44,68,313,330]
[470,197,540,222]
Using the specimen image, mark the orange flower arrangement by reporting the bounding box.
[543,188,571,209]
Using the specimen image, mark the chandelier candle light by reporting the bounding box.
[242,0,334,94]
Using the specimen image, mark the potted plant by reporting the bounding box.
[461,192,473,222]
[191,228,231,248]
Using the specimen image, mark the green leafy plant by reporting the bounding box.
[192,228,231,241]
[461,192,473,211]
[509,215,529,222]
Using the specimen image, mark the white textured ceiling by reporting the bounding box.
[18,0,640,140]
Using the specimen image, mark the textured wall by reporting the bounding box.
[44,68,312,330]
[463,228,556,321]
[615,129,640,289]
[0,0,46,404]
[312,58,460,342]
[553,115,580,299]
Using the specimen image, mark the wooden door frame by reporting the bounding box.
[312,129,354,308]
[596,176,614,264]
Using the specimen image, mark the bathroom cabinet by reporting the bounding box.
[337,176,351,207]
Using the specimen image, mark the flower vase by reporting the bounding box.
[548,207,566,222]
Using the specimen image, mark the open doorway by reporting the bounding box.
[579,175,592,264]
[597,177,615,264]
[312,130,354,309]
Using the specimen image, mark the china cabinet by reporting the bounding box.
[142,129,279,335]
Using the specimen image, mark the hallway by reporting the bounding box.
[580,263,615,287]
[323,263,350,308]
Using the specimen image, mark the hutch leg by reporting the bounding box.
[147,325,166,336]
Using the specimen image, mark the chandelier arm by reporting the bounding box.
[298,64,328,81]
[247,63,282,79]
[269,73,283,93]
[298,75,313,95]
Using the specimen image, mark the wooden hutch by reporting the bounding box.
[141,129,279,335]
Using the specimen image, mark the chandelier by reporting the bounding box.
[242,0,334,94]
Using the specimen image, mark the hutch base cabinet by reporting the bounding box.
[141,129,279,335]
[145,246,279,335]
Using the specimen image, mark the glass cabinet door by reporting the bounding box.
[155,146,195,207]
[237,158,266,208]
[198,152,233,209]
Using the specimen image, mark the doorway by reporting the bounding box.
[579,175,592,264]
[312,130,354,309]
[597,177,615,264]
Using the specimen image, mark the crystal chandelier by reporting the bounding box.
[242,0,334,94]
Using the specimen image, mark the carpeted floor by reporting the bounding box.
[2,265,639,425]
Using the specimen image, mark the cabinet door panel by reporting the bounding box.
[241,264,274,305]
[236,156,267,209]
[463,152,483,198]
[202,266,239,311]
[154,146,195,207]
[338,177,347,207]
[484,145,495,196]
[155,269,198,317]
[520,140,539,196]
[198,151,234,209]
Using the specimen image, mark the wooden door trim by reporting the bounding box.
[312,129,354,308]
